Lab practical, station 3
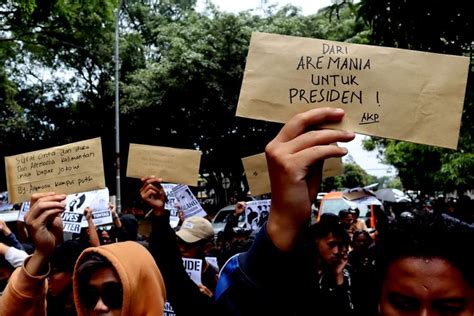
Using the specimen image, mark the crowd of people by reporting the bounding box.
[0,107,473,315]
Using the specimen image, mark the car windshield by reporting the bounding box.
[213,209,245,223]
[214,210,233,223]
[320,199,351,215]
[320,199,372,217]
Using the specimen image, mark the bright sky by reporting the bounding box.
[196,0,395,179]
[196,0,334,15]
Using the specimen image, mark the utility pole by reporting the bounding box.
[114,0,125,213]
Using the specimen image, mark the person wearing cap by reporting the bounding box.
[176,216,219,294]
[141,176,222,316]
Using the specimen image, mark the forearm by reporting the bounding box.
[1,257,48,316]
[24,252,50,278]
[87,219,100,247]
[4,232,25,251]
[267,210,310,251]
[112,214,122,228]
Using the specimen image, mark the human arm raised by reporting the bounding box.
[23,192,66,276]
[84,207,100,247]
[0,192,66,316]
[265,107,355,251]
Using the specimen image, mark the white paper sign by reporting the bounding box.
[17,201,30,222]
[244,199,271,231]
[162,183,180,228]
[61,212,83,233]
[65,188,111,227]
[183,257,202,286]
[0,191,13,212]
[205,256,219,272]
[172,185,207,218]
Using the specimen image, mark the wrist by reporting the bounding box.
[152,206,166,217]
[26,252,51,277]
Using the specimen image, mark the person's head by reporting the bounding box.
[308,214,350,267]
[98,226,115,245]
[376,214,474,316]
[338,209,355,229]
[73,241,165,316]
[48,240,82,297]
[175,216,214,258]
[349,207,360,218]
[76,253,122,315]
[351,230,372,252]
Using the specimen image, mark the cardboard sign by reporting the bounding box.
[242,153,342,196]
[127,144,202,186]
[236,32,469,149]
[5,138,105,204]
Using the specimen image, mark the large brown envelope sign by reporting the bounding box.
[127,144,202,186]
[5,138,105,204]
[236,32,469,149]
[242,153,342,197]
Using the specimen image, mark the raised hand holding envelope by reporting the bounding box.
[127,143,202,187]
[242,152,343,197]
[236,32,469,149]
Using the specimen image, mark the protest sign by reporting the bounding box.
[162,183,180,228]
[0,192,13,212]
[172,184,207,218]
[5,138,105,204]
[127,144,202,186]
[61,212,83,234]
[17,201,30,222]
[182,258,202,286]
[236,32,469,149]
[205,256,219,272]
[243,199,271,230]
[242,153,342,196]
[65,188,111,227]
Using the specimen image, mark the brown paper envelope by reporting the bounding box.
[236,32,469,149]
[127,144,202,186]
[5,138,105,204]
[242,152,342,196]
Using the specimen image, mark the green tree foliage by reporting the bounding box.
[321,163,376,191]
[117,2,369,203]
[0,1,370,206]
[355,0,473,194]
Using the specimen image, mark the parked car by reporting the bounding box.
[316,190,388,233]
[211,204,246,237]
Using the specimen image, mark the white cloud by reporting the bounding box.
[196,0,334,15]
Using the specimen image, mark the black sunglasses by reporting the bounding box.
[80,281,123,309]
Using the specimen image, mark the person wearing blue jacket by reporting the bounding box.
[215,107,356,315]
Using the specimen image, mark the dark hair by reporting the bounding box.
[77,253,115,291]
[352,230,371,242]
[375,213,474,287]
[307,214,350,247]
